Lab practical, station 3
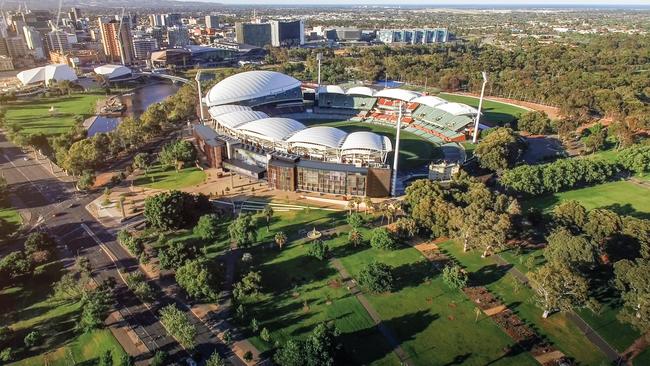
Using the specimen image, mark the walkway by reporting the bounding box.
[329,258,412,366]
[492,254,621,362]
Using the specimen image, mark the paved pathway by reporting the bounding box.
[492,254,621,362]
[329,258,412,366]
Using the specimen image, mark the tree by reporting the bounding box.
[358,262,394,293]
[159,140,196,171]
[347,228,363,247]
[262,205,274,230]
[394,217,418,239]
[53,273,86,302]
[584,208,622,255]
[77,170,95,191]
[228,213,258,248]
[544,229,598,269]
[274,339,303,366]
[243,351,254,362]
[449,205,511,257]
[614,259,650,334]
[117,230,144,256]
[370,227,397,250]
[517,111,553,135]
[442,264,468,290]
[528,263,590,318]
[233,271,262,300]
[159,304,197,349]
[24,232,55,255]
[553,200,587,233]
[206,351,226,366]
[618,145,650,175]
[176,259,217,301]
[98,350,113,366]
[119,353,133,366]
[150,351,168,366]
[132,152,152,175]
[144,191,211,230]
[275,231,288,249]
[0,251,33,284]
[63,138,100,175]
[274,323,340,366]
[347,212,363,229]
[124,272,155,303]
[158,240,199,270]
[78,285,113,332]
[260,327,271,342]
[307,240,329,261]
[193,214,220,241]
[0,176,7,200]
[583,123,607,153]
[474,127,524,172]
[23,330,41,348]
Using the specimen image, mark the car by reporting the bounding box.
[23,157,29,161]
[52,212,65,217]
[184,358,197,366]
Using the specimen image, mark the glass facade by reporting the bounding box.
[297,167,366,196]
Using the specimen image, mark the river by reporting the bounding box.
[119,82,180,117]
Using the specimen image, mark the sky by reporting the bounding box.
[210,0,650,5]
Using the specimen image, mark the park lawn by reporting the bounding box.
[439,93,528,126]
[524,180,650,219]
[438,240,610,365]
[0,198,22,244]
[240,211,400,365]
[300,119,442,170]
[4,93,103,138]
[0,261,125,365]
[133,164,207,190]
[338,240,537,366]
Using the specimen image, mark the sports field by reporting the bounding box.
[439,93,528,126]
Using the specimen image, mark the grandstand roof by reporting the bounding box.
[286,126,347,149]
[341,131,392,152]
[205,70,301,107]
[93,64,131,79]
[375,88,421,102]
[346,86,375,97]
[17,64,77,85]
[412,95,447,108]
[436,102,479,116]
[216,110,269,129]
[317,85,345,94]
[208,105,253,119]
[236,117,306,143]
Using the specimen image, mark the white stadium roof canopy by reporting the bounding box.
[208,105,253,119]
[93,64,131,79]
[205,70,301,107]
[216,110,269,129]
[435,102,479,116]
[286,126,348,150]
[375,88,421,102]
[317,85,345,94]
[236,117,306,143]
[341,131,392,153]
[346,86,375,97]
[17,64,77,86]
[412,95,448,108]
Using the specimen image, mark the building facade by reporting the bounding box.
[166,26,190,48]
[205,15,219,29]
[132,37,158,60]
[23,26,44,59]
[99,18,134,64]
[235,22,271,48]
[378,28,449,44]
[270,20,305,47]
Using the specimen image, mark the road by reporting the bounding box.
[0,132,241,365]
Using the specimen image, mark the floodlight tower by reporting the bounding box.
[195,71,205,122]
[390,101,404,197]
[117,7,126,66]
[472,71,488,143]
[316,52,323,87]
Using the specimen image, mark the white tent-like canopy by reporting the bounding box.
[412,95,448,108]
[435,102,479,116]
[341,131,392,153]
[286,126,348,151]
[346,86,375,97]
[317,85,345,95]
[236,117,306,143]
[205,71,301,107]
[93,64,132,80]
[216,110,269,129]
[17,64,77,86]
[375,88,421,102]
[208,105,253,119]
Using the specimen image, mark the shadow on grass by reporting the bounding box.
[391,259,439,292]
[469,264,512,287]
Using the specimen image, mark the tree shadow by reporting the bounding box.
[603,203,650,220]
[469,264,512,287]
[391,259,438,292]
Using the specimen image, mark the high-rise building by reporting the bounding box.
[167,26,190,47]
[68,8,80,23]
[205,15,219,29]
[0,55,14,71]
[5,36,29,58]
[47,30,71,53]
[0,38,8,57]
[0,14,8,38]
[133,37,158,60]
[235,22,271,48]
[23,26,45,59]
[165,13,182,27]
[99,18,134,64]
[148,27,164,45]
[378,28,450,44]
[270,20,304,47]
[334,27,361,41]
[149,14,165,27]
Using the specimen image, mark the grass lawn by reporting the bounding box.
[133,164,207,190]
[3,93,103,138]
[300,119,442,170]
[437,240,609,365]
[0,198,22,244]
[339,240,537,366]
[524,180,650,219]
[0,261,126,365]
[439,93,528,126]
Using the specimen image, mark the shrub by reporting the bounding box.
[370,227,397,250]
[307,239,329,260]
[358,262,394,293]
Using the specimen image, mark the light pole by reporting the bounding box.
[316,52,322,87]
[390,101,404,197]
[195,71,205,122]
[472,71,488,144]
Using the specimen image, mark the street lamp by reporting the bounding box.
[316,52,323,87]
[195,71,205,122]
[472,71,488,144]
[390,101,404,197]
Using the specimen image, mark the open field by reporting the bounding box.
[524,180,650,219]
[0,261,125,365]
[300,119,442,170]
[133,164,207,190]
[439,93,528,126]
[0,198,21,244]
[3,94,103,138]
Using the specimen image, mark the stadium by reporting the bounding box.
[195,70,480,197]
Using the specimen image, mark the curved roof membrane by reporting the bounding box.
[375,88,421,102]
[412,95,448,108]
[341,131,392,152]
[435,102,479,116]
[207,105,253,119]
[317,85,345,94]
[346,86,376,97]
[205,70,301,107]
[236,117,306,142]
[216,110,269,129]
[286,126,348,149]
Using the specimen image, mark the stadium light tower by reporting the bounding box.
[195,71,205,122]
[391,101,404,197]
[316,52,323,86]
[472,71,488,143]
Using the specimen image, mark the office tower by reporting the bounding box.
[205,15,219,29]
[23,26,45,59]
[270,19,304,47]
[148,27,164,45]
[133,37,158,60]
[5,36,29,58]
[167,26,190,47]
[47,30,71,53]
[0,38,8,57]
[334,27,361,41]
[165,13,182,27]
[99,18,134,64]
[149,14,165,27]
[235,22,271,48]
